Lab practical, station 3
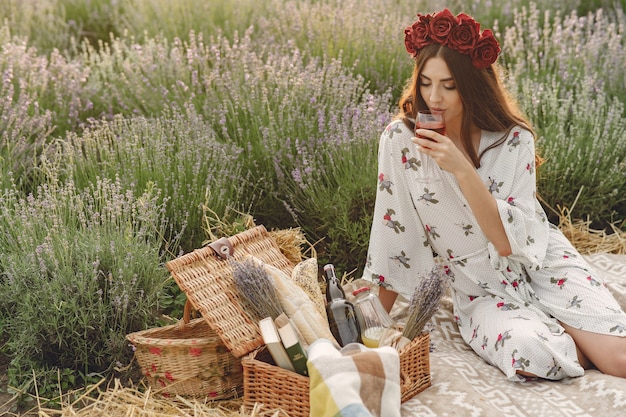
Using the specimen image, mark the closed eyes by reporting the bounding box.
[420,82,456,90]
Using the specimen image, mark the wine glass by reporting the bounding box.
[415,110,445,183]
[415,110,446,138]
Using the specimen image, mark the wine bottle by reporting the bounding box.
[323,264,361,347]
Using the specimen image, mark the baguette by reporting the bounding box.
[291,258,327,321]
[263,262,337,345]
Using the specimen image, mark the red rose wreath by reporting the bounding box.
[404,9,501,69]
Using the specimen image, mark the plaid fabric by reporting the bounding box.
[307,339,401,417]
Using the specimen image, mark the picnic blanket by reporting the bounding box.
[393,253,626,417]
[307,338,401,417]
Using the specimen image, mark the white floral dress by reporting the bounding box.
[363,119,626,381]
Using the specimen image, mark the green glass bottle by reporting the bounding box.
[323,264,361,346]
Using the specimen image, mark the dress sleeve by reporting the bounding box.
[488,128,549,271]
[362,120,436,299]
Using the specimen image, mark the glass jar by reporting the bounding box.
[352,286,395,348]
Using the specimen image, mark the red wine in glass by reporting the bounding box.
[416,111,445,139]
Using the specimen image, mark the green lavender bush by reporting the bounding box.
[0,176,175,398]
[503,5,626,224]
[0,0,624,399]
[47,108,246,252]
[71,28,394,235]
[0,26,55,191]
[276,89,393,271]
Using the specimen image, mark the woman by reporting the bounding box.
[364,9,626,381]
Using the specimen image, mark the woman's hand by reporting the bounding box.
[412,128,473,175]
[413,128,512,257]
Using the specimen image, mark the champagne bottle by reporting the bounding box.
[323,264,361,346]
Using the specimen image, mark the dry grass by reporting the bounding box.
[2,378,286,417]
[537,188,626,255]
[268,228,314,265]
[555,206,626,255]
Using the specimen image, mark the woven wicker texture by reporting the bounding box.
[241,331,431,416]
[242,347,310,417]
[126,317,243,399]
[165,226,295,358]
[399,332,431,402]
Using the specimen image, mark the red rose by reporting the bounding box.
[404,13,433,56]
[404,27,418,56]
[470,29,501,68]
[428,9,456,45]
[448,13,480,54]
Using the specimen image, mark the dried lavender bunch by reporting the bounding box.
[231,257,283,320]
[402,265,448,340]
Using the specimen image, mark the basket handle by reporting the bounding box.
[183,298,192,324]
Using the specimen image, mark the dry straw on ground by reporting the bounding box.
[34,379,284,417]
[540,189,626,255]
[556,206,625,255]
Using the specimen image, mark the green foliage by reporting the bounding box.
[0,177,174,397]
[253,0,412,96]
[502,5,626,224]
[46,108,246,251]
[0,22,93,151]
[519,74,626,225]
[0,25,55,191]
[277,90,393,273]
[287,161,378,277]
[0,0,72,54]
[158,281,188,323]
[0,0,125,57]
[60,0,125,48]
[575,0,626,16]
[121,0,272,44]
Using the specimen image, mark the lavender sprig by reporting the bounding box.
[231,257,283,320]
[402,265,448,340]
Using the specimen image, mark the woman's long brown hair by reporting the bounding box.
[398,44,542,168]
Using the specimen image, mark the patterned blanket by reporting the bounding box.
[308,339,401,417]
[397,253,626,417]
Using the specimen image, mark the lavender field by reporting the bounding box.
[0,0,624,402]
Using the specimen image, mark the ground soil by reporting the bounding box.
[0,352,37,417]
[0,350,17,415]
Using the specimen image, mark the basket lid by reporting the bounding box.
[165,225,295,358]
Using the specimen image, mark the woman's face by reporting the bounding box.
[419,57,463,128]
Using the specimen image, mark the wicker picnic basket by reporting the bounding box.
[242,331,430,417]
[125,301,243,399]
[165,225,431,415]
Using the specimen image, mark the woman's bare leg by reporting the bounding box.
[560,321,626,377]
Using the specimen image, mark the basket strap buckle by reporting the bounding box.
[208,237,234,259]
